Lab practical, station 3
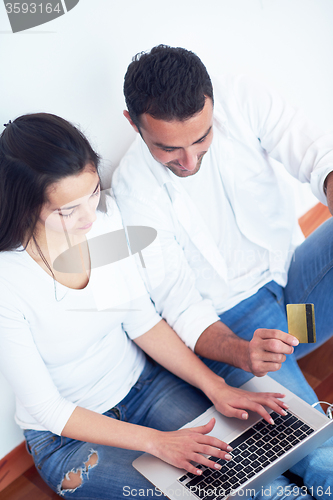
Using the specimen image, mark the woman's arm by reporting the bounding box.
[62,406,232,475]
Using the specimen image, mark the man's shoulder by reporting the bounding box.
[211,73,242,100]
[212,73,268,96]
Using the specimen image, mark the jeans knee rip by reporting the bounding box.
[57,449,98,496]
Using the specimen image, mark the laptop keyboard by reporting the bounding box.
[177,410,314,499]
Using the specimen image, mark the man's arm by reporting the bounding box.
[324,171,333,214]
[195,320,299,377]
[113,166,299,377]
[231,75,333,207]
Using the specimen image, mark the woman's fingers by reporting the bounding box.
[244,392,289,422]
[155,420,234,475]
[213,386,288,424]
[181,438,233,474]
[157,389,288,474]
[188,417,215,435]
[192,451,232,470]
[189,422,233,457]
[189,419,231,450]
[263,396,289,414]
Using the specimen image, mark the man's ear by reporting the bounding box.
[123,110,139,133]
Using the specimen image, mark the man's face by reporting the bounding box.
[126,98,214,178]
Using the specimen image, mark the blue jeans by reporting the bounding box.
[24,358,316,500]
[24,219,332,499]
[203,217,333,498]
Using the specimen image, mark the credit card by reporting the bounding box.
[286,304,316,343]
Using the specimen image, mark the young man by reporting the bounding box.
[112,45,333,496]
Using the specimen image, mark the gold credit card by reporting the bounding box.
[286,304,316,343]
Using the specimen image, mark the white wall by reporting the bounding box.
[0,0,332,459]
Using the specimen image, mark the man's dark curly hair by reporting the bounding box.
[124,45,214,128]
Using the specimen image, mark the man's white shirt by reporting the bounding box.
[113,74,333,351]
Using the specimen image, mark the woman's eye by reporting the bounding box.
[59,210,75,218]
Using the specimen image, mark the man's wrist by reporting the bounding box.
[324,171,333,214]
[324,171,333,195]
[235,338,252,373]
[195,320,250,368]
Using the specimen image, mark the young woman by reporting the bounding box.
[0,114,287,499]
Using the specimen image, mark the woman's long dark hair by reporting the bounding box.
[0,113,100,251]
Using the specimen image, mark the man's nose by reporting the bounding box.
[180,149,197,171]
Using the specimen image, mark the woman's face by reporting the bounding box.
[38,165,101,236]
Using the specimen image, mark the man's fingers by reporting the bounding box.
[254,328,299,347]
[264,339,295,355]
[260,352,287,364]
[252,361,283,376]
[250,329,299,376]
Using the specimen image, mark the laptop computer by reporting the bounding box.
[133,375,333,499]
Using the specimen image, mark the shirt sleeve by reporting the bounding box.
[112,175,220,351]
[231,74,333,204]
[0,287,76,435]
[122,293,163,340]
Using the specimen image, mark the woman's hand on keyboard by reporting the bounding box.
[207,380,288,424]
[150,417,232,475]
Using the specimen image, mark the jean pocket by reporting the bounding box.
[24,430,63,470]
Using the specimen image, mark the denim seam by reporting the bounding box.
[32,436,57,456]
[36,436,65,471]
[296,261,333,304]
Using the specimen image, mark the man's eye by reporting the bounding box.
[196,135,209,144]
[162,148,175,153]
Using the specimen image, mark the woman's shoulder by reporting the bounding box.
[0,247,26,269]
[0,248,35,291]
